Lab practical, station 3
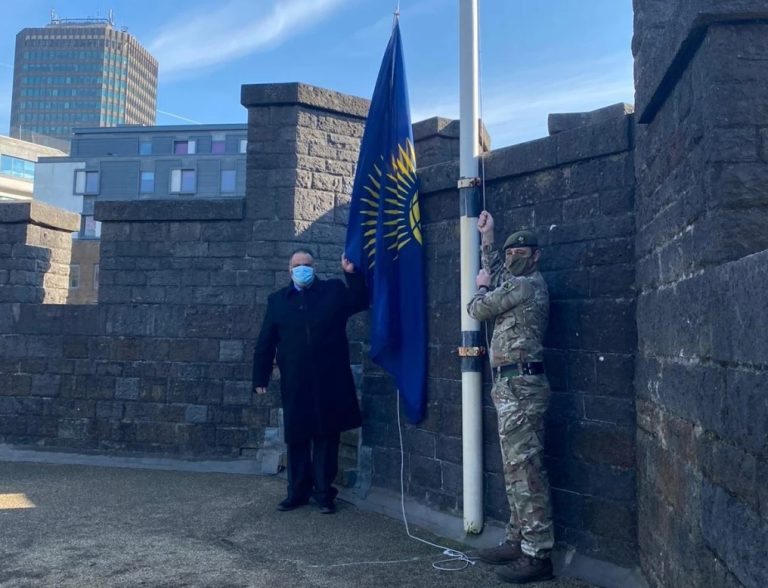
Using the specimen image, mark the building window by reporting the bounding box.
[81,215,101,239]
[140,171,155,194]
[211,133,226,154]
[170,169,196,193]
[70,265,80,289]
[173,140,196,155]
[239,139,247,154]
[74,169,99,194]
[93,264,99,290]
[139,141,152,155]
[221,169,236,193]
[0,155,36,181]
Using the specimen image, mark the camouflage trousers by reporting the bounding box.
[491,370,554,558]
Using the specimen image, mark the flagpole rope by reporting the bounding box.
[396,392,475,571]
[478,0,487,213]
[476,4,494,375]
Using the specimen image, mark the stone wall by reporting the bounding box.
[362,109,638,565]
[633,2,768,587]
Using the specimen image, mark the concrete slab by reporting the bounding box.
[0,460,594,587]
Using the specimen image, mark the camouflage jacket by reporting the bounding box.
[466,246,549,367]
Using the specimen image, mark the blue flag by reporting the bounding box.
[345,19,426,423]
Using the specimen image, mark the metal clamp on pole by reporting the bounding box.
[457,346,486,357]
[457,177,481,189]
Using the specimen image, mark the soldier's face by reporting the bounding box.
[505,247,532,261]
[504,247,539,275]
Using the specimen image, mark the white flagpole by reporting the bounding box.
[458,0,483,534]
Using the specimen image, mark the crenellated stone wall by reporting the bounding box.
[0,84,371,461]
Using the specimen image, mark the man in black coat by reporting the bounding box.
[252,248,368,514]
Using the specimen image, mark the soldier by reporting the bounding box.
[467,210,554,584]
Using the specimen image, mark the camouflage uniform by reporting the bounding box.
[466,242,554,560]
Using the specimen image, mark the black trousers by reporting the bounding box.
[286,432,340,506]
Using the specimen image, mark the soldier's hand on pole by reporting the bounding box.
[254,387,267,395]
[476,269,491,289]
[477,210,494,234]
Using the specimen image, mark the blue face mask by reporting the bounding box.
[291,265,315,288]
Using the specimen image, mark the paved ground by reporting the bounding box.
[0,460,597,588]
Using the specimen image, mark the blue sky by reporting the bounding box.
[0,0,634,148]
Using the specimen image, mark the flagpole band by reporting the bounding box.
[459,184,483,218]
[457,177,481,189]
[459,330,484,372]
[457,346,486,357]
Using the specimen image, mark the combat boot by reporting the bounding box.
[496,554,553,584]
[472,540,522,565]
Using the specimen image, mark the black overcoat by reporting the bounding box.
[252,272,368,444]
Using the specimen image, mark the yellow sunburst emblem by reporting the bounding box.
[360,138,422,269]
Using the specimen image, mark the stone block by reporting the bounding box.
[545,457,591,495]
[405,428,436,458]
[562,194,600,222]
[434,435,462,464]
[589,263,635,297]
[409,454,441,489]
[706,127,759,163]
[31,374,61,397]
[95,199,245,222]
[588,464,635,503]
[439,459,463,496]
[549,103,635,135]
[544,418,568,459]
[115,377,140,400]
[584,396,635,426]
[219,340,244,362]
[184,404,208,424]
[551,488,585,529]
[0,200,80,231]
[548,393,583,421]
[556,115,634,166]
[57,418,91,440]
[223,381,252,405]
[96,401,124,420]
[595,353,634,398]
[483,136,558,181]
[570,423,635,468]
[540,269,590,300]
[702,480,768,588]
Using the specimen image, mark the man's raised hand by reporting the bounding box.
[477,210,494,234]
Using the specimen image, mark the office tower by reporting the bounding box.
[9,11,158,146]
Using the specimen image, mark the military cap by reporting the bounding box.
[503,230,538,250]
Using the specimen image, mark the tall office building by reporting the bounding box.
[9,11,158,146]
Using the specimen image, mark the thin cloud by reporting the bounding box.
[157,109,204,124]
[412,55,634,147]
[148,0,348,78]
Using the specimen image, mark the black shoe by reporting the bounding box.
[496,554,553,584]
[277,497,309,512]
[318,502,336,514]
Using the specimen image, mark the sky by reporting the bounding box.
[0,0,635,149]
